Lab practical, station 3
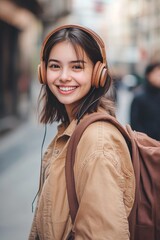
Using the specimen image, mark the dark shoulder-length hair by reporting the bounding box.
[38,27,116,125]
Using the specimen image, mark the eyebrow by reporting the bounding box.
[48,59,86,64]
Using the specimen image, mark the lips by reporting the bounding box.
[59,86,77,92]
[57,85,78,94]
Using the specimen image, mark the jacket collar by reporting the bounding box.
[57,119,77,138]
[57,107,107,138]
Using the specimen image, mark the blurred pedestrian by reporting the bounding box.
[130,62,160,140]
[29,24,135,239]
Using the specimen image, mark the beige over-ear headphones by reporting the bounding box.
[38,24,109,88]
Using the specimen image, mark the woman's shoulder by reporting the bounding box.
[83,115,124,138]
[77,113,132,164]
[78,117,128,153]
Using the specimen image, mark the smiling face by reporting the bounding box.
[46,40,93,119]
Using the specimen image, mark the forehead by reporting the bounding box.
[49,40,85,59]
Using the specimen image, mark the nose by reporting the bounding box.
[59,67,72,82]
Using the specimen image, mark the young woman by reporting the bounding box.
[29,24,135,240]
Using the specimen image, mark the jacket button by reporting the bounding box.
[54,149,59,155]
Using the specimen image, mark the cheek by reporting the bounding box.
[79,70,93,85]
[46,70,57,83]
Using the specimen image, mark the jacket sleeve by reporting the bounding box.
[72,122,134,240]
[28,207,39,240]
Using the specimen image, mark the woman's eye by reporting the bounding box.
[73,65,83,70]
[48,63,60,69]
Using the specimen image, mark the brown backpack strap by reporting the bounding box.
[65,113,132,223]
[126,124,140,240]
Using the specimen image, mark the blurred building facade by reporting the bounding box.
[0,0,72,134]
[129,0,160,72]
[104,0,160,78]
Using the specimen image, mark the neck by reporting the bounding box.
[65,105,74,123]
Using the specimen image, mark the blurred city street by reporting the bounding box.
[0,0,159,239]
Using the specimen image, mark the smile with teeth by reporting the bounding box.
[58,86,77,92]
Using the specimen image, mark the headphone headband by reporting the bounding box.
[40,24,106,64]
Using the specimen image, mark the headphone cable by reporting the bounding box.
[77,95,101,123]
[32,124,47,212]
[77,87,96,123]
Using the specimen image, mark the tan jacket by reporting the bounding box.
[29,112,135,240]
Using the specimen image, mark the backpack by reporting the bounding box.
[65,113,160,240]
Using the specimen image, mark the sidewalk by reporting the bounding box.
[0,91,57,240]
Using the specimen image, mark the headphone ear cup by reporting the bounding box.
[92,61,101,88]
[38,64,43,84]
[100,66,108,88]
[38,61,46,84]
[92,61,107,88]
